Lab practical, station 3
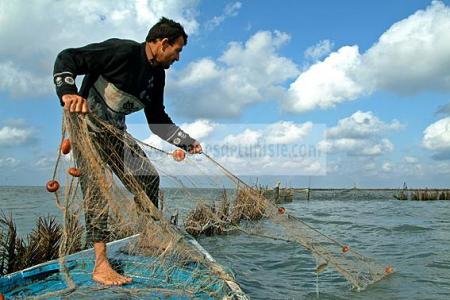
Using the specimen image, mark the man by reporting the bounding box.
[53,17,202,286]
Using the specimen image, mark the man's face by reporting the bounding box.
[157,36,185,69]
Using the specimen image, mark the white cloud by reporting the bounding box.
[142,119,216,151]
[168,30,299,118]
[319,111,400,156]
[224,2,242,17]
[134,0,199,32]
[0,62,49,96]
[0,0,200,96]
[423,117,450,151]
[213,122,325,175]
[404,156,418,163]
[0,157,19,168]
[179,119,217,140]
[223,129,262,146]
[327,111,403,139]
[284,1,450,113]
[220,121,313,146]
[35,156,56,169]
[304,39,334,61]
[361,0,450,94]
[142,134,166,150]
[175,58,221,86]
[319,138,394,156]
[284,46,364,112]
[423,117,450,159]
[0,125,34,146]
[204,2,242,31]
[215,153,324,176]
[382,162,393,172]
[265,121,313,144]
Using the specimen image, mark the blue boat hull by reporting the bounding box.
[0,234,246,299]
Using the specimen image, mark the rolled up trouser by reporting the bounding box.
[76,127,160,245]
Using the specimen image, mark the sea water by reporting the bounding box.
[1,187,450,299]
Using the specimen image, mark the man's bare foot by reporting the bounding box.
[92,241,132,286]
[92,259,132,286]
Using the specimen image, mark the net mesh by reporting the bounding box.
[43,112,393,298]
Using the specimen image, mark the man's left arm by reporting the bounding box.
[144,73,201,154]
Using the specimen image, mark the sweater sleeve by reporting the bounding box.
[53,39,127,105]
[144,71,196,151]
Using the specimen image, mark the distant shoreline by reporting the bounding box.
[293,188,450,191]
[1,185,449,191]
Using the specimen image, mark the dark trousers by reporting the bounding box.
[76,130,160,245]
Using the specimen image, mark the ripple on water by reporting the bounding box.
[427,260,450,270]
[405,252,434,259]
[390,224,432,233]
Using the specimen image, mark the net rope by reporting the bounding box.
[42,112,393,298]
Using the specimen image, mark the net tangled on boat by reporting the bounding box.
[4,112,393,298]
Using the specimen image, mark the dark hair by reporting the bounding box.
[145,17,188,45]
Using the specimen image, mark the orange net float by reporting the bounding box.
[60,138,71,154]
[278,207,286,214]
[385,265,394,274]
[68,167,81,177]
[172,149,186,162]
[342,245,350,253]
[0,293,5,300]
[46,180,60,192]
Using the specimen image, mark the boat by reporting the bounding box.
[0,233,248,299]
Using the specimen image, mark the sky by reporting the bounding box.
[1,0,450,188]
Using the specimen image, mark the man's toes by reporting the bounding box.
[94,275,118,286]
[112,278,121,285]
[118,277,130,285]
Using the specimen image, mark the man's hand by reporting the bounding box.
[62,94,89,113]
[189,141,203,154]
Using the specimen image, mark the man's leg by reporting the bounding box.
[85,130,159,284]
[77,131,132,286]
[108,138,165,253]
[106,134,161,216]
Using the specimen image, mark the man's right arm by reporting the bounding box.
[53,39,123,112]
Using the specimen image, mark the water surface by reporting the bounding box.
[1,187,449,299]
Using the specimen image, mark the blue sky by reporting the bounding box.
[1,0,450,187]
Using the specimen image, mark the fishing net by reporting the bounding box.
[38,111,392,298]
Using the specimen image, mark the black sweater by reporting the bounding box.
[53,38,195,150]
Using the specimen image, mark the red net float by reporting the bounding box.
[68,167,81,177]
[172,149,186,162]
[61,139,71,154]
[46,180,60,192]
